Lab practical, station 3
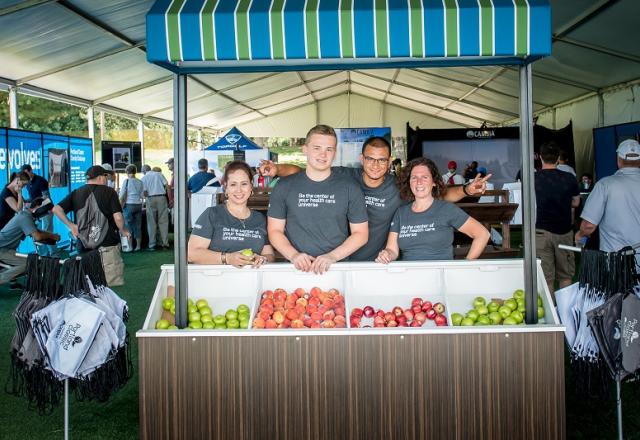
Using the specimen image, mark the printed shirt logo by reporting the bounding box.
[222,227,261,241]
[365,195,386,208]
[298,193,336,208]
[398,223,435,238]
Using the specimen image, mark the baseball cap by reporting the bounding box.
[165,158,174,165]
[448,160,457,169]
[477,166,487,175]
[617,139,640,160]
[86,165,113,179]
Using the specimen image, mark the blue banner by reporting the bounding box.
[7,129,43,175]
[0,129,7,189]
[69,137,93,192]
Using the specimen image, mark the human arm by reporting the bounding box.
[571,195,581,208]
[375,232,400,264]
[113,212,131,238]
[575,220,597,245]
[310,221,368,274]
[442,173,492,202]
[187,235,255,267]
[457,217,490,259]
[52,204,78,238]
[267,217,314,271]
[32,229,60,243]
[5,190,24,212]
[258,160,303,178]
[253,244,276,267]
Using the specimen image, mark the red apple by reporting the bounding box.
[426,309,437,320]
[384,312,396,323]
[414,311,427,323]
[412,304,422,314]
[403,309,414,321]
[392,306,404,318]
[422,301,433,312]
[398,320,409,327]
[351,308,364,318]
[350,317,361,328]
[363,306,375,318]
[376,309,385,318]
[410,320,422,327]
[411,297,423,307]
[434,314,447,326]
[433,302,445,314]
[387,320,398,327]
[374,316,385,326]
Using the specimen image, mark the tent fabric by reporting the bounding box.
[146,0,551,70]
[205,126,261,150]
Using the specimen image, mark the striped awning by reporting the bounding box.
[146,0,551,73]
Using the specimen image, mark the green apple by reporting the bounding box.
[474,320,488,326]
[170,304,176,316]
[155,319,170,329]
[189,321,203,329]
[460,318,475,326]
[168,325,179,330]
[188,312,201,322]
[513,289,525,300]
[202,322,215,329]
[162,297,175,311]
[498,306,512,319]
[477,315,491,325]
[503,317,517,325]
[517,304,526,314]
[510,310,524,324]
[466,310,479,322]
[516,298,525,308]
[239,318,250,329]
[538,295,543,307]
[199,306,212,316]
[241,248,254,257]
[215,324,226,329]
[472,296,486,308]
[201,314,213,324]
[238,311,250,322]
[225,309,238,321]
[538,307,545,318]
[504,299,517,311]
[188,304,198,314]
[488,312,502,325]
[188,298,194,307]
[487,302,500,313]
[237,304,250,314]
[451,313,464,326]
[475,305,489,316]
[196,299,209,310]
[227,319,240,329]
[213,315,227,326]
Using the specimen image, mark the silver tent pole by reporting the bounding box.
[519,64,538,324]
[173,73,189,328]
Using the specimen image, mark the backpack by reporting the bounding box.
[76,188,109,249]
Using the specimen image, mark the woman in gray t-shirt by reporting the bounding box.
[188,161,275,268]
[376,158,490,262]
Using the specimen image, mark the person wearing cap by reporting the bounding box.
[534,142,581,297]
[53,165,131,286]
[442,161,465,185]
[188,158,220,194]
[101,163,116,189]
[576,139,640,268]
[21,164,55,255]
[0,197,59,288]
[140,164,169,250]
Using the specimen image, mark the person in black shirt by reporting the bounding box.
[53,165,131,286]
[534,142,580,298]
[0,172,29,231]
[21,164,56,255]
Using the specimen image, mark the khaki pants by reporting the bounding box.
[99,244,124,287]
[0,248,26,284]
[146,196,169,248]
[535,229,575,287]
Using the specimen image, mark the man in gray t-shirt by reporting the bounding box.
[0,199,60,286]
[267,125,369,274]
[576,140,640,268]
[261,137,490,261]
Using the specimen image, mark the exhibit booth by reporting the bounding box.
[138,1,560,439]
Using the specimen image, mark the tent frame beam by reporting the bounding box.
[554,0,621,39]
[0,0,56,17]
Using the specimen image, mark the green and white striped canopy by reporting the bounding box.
[147,0,551,73]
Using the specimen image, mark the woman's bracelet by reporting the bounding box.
[462,182,472,196]
[221,252,227,265]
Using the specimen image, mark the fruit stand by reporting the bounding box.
[137,259,565,439]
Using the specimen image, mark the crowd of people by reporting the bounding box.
[0,124,637,293]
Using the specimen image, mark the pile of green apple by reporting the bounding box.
[450,289,546,326]
[154,297,251,330]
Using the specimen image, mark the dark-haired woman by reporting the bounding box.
[188,160,275,267]
[376,158,489,263]
[0,171,30,230]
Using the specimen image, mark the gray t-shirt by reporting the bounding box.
[268,171,368,257]
[0,210,37,250]
[192,204,268,254]
[581,168,640,267]
[390,200,469,261]
[333,167,404,261]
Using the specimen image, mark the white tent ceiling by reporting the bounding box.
[1,0,639,136]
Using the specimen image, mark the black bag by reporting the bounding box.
[621,294,640,375]
[76,188,109,249]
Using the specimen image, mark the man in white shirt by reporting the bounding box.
[140,166,169,250]
[442,160,465,185]
[557,150,576,176]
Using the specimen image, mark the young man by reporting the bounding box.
[20,164,55,255]
[267,125,368,274]
[442,161,465,185]
[53,165,130,286]
[534,142,581,296]
[0,197,59,287]
[576,139,640,268]
[261,137,490,261]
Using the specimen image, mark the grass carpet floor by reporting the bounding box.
[0,247,639,439]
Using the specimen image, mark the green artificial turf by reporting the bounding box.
[1,246,639,439]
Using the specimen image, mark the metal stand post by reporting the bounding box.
[616,378,624,440]
[64,378,69,440]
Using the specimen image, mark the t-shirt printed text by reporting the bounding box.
[298,192,336,207]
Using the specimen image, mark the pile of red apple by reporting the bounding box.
[253,287,346,329]
[350,298,447,328]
